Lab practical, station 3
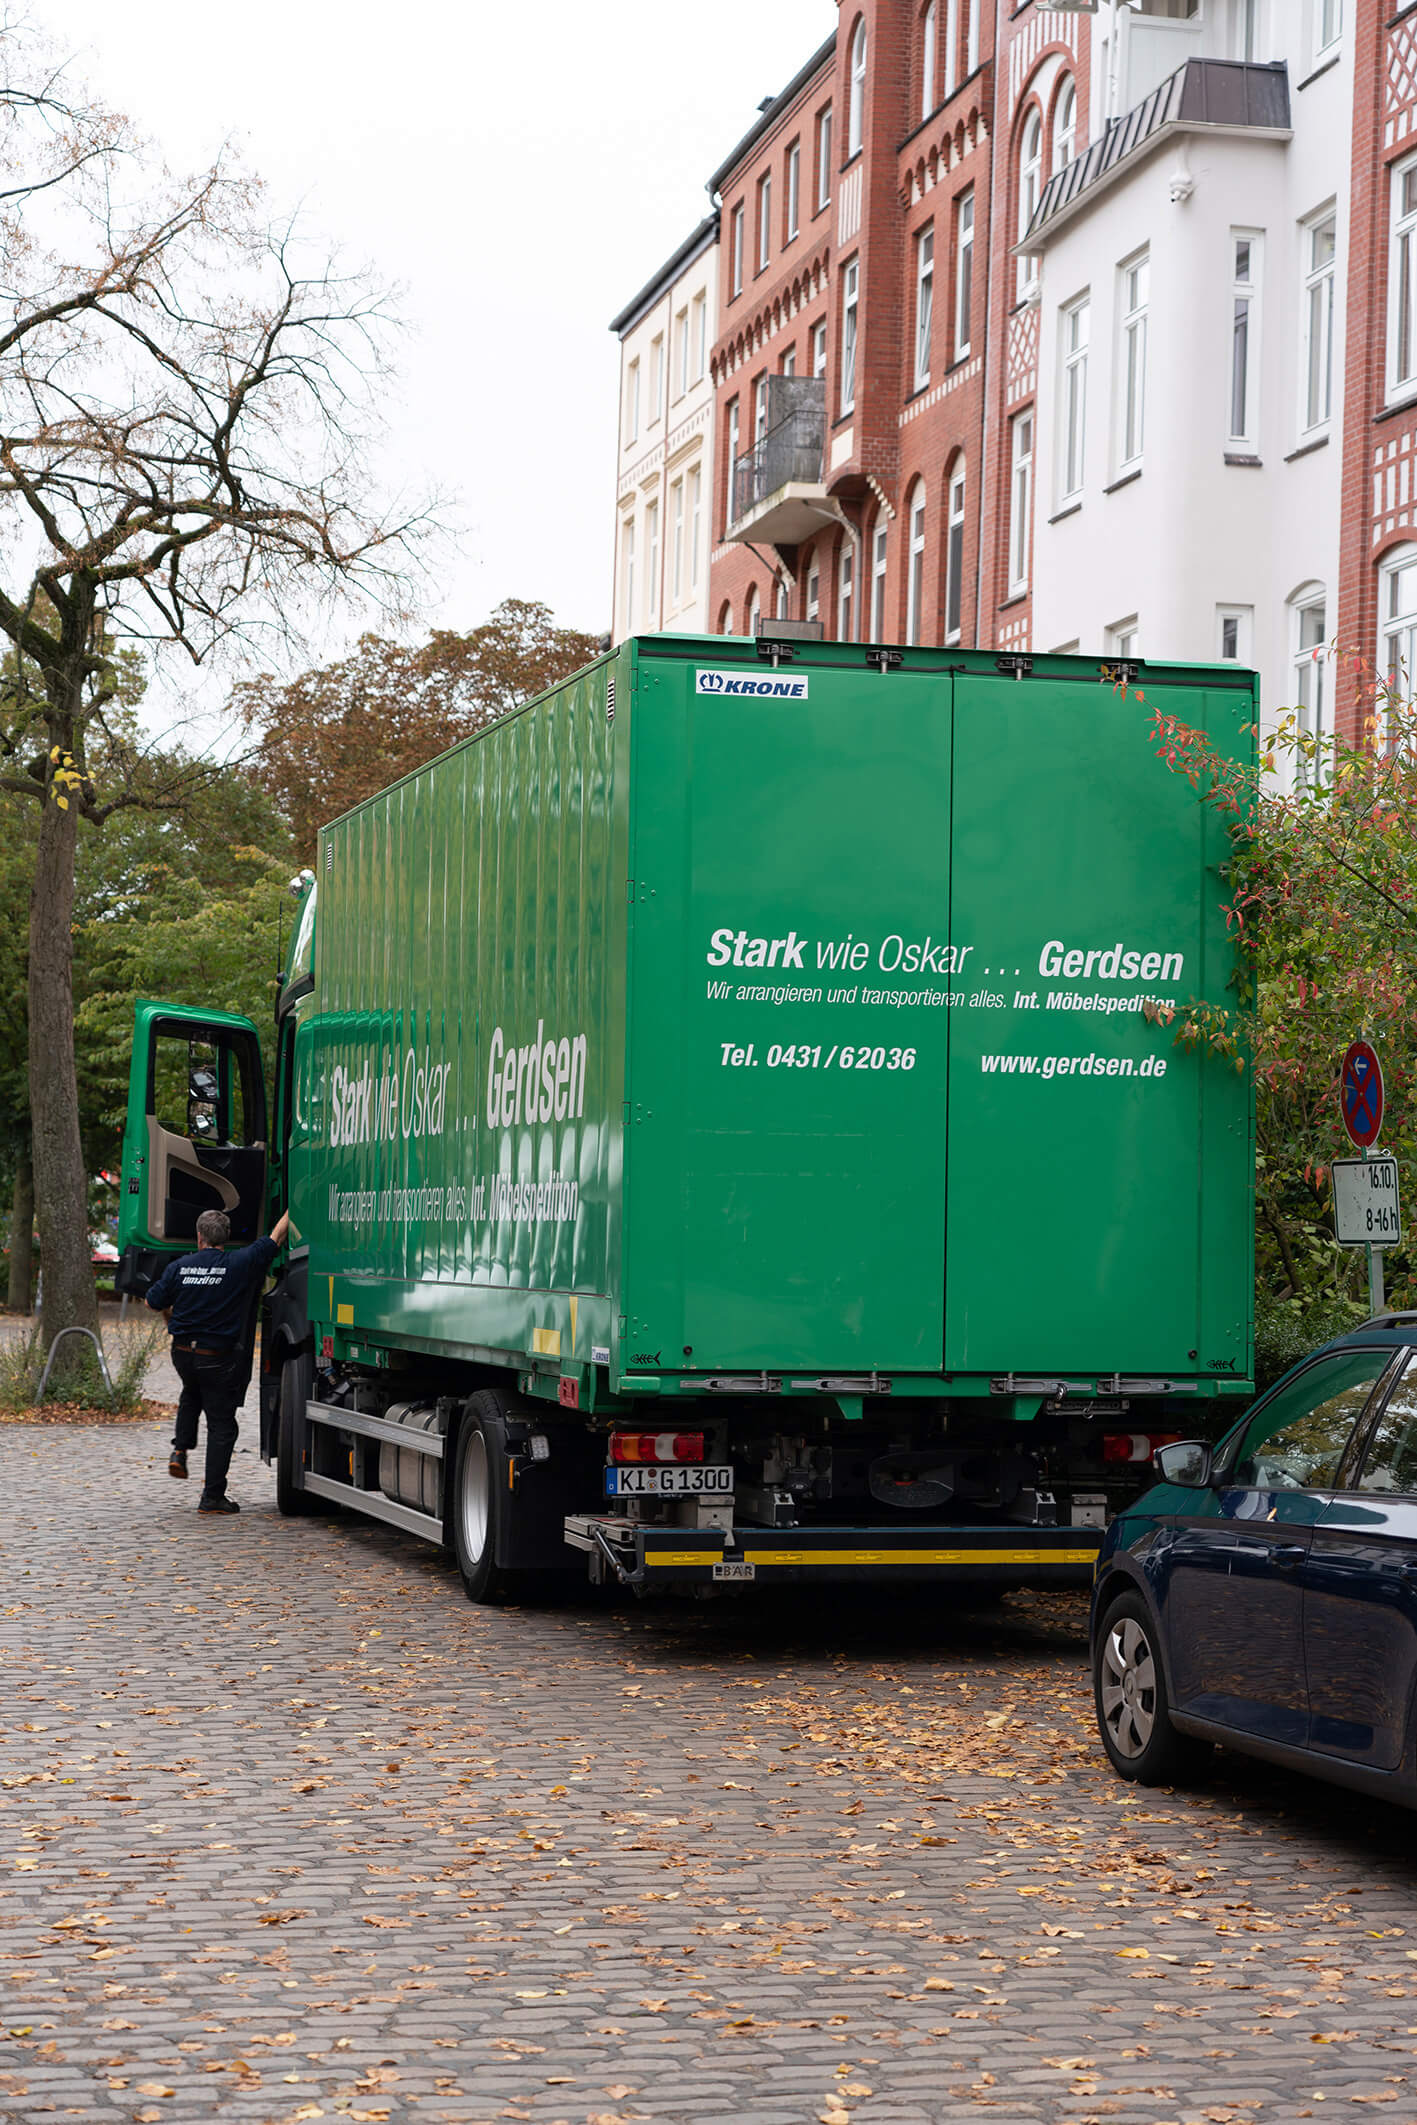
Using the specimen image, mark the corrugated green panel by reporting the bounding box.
[303,656,625,1365]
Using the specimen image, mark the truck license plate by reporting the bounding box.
[604,1465,734,1497]
[713,1561,755,1582]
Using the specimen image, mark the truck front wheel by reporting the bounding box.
[275,1349,317,1516]
[452,1396,509,1603]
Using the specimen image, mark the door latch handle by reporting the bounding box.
[1273,1544,1307,1567]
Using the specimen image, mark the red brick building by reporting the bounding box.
[705,1,1089,658]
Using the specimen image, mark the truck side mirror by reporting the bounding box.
[1153,1439,1212,1488]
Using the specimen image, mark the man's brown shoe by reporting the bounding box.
[169,1448,188,1479]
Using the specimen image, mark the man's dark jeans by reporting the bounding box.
[171,1344,244,1501]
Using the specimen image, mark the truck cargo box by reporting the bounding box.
[305,637,1252,1395]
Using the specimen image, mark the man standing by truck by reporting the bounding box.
[146,1209,289,1513]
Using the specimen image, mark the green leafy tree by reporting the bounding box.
[1151,682,1417,1331]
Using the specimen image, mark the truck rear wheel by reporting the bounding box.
[275,1349,317,1516]
[452,1394,510,1602]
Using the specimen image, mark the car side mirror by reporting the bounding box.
[1153,1439,1212,1488]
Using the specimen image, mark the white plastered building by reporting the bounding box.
[610,217,719,644]
[1026,0,1349,753]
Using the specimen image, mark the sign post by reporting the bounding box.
[1339,1039,1387,1315]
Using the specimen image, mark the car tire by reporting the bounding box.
[452,1395,510,1604]
[275,1349,318,1516]
[1093,1590,1210,1786]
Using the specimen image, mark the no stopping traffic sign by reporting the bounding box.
[1341,1040,1384,1150]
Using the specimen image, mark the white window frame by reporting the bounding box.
[1388,155,1417,403]
[817,105,833,211]
[670,478,684,604]
[786,139,801,241]
[1059,294,1089,503]
[775,576,789,621]
[626,358,641,444]
[906,483,927,644]
[806,557,821,624]
[838,539,855,643]
[753,372,769,445]
[1107,616,1140,662]
[944,0,959,98]
[781,346,797,378]
[921,2,937,122]
[692,293,708,382]
[1229,230,1262,451]
[622,518,636,634]
[871,521,888,639]
[1301,209,1336,434]
[645,499,660,626]
[914,225,934,390]
[757,172,772,273]
[1380,543,1417,749]
[848,18,867,157]
[1052,78,1077,173]
[945,465,966,642]
[649,334,664,421]
[1017,109,1043,302]
[1008,410,1033,596]
[689,466,702,591]
[731,202,745,297]
[841,258,859,414]
[966,0,979,77]
[1216,604,1253,664]
[1315,0,1342,62]
[1117,250,1149,474]
[1292,588,1328,783]
[812,319,828,376]
[674,307,689,399]
[746,584,761,637]
[725,397,740,532]
[954,189,974,359]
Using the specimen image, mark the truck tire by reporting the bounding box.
[1093,1590,1210,1786]
[275,1349,317,1516]
[452,1395,510,1603]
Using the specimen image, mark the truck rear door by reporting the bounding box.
[623,647,951,1374]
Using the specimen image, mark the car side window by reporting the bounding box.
[1232,1349,1392,1491]
[1356,1355,1417,1496]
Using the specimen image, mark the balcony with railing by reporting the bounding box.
[727,375,834,547]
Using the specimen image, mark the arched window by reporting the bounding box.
[718,599,734,636]
[921,3,937,122]
[944,460,966,643]
[775,576,790,620]
[905,482,928,645]
[746,583,761,637]
[1017,108,1042,300]
[1052,78,1077,173]
[848,19,867,157]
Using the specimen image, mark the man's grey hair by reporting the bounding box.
[195,1210,231,1247]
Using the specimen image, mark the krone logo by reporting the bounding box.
[700,671,725,693]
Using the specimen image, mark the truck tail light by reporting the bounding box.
[1103,1431,1180,1464]
[610,1430,705,1465]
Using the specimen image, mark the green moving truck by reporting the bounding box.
[117,634,1255,1598]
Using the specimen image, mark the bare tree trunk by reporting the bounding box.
[7,1137,33,1313]
[28,782,96,1353]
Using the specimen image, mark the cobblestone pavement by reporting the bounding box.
[4,1422,1417,2125]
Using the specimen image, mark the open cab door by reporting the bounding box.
[116,1002,268,1295]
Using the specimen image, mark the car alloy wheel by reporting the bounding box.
[1098,1612,1157,1760]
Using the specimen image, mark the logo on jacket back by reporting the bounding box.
[695,667,809,700]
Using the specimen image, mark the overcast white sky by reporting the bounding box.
[48,0,831,694]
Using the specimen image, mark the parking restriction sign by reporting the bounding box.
[1341,1040,1384,1150]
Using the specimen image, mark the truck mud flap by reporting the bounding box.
[564,1516,1101,1587]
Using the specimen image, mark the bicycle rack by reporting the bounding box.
[36,1326,113,1402]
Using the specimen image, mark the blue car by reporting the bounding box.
[1091,1316,1417,1802]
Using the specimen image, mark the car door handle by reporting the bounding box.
[1273,1545,1307,1568]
